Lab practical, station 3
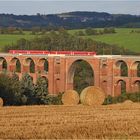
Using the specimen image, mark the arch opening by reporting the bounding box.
[138,63,140,77]
[10,58,21,72]
[115,60,128,77]
[68,59,94,93]
[16,59,21,72]
[0,57,7,71]
[26,58,35,73]
[131,61,140,77]
[115,80,126,96]
[133,81,140,93]
[38,58,48,73]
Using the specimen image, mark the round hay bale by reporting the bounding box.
[0,98,3,107]
[80,86,105,106]
[122,100,133,105]
[62,90,79,105]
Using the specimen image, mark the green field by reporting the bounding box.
[0,28,140,52]
[69,28,140,52]
[0,32,35,46]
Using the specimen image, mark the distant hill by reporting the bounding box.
[0,11,140,28]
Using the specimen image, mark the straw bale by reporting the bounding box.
[62,90,79,105]
[122,100,133,105]
[0,98,3,107]
[80,86,105,106]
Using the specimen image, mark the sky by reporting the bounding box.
[0,1,140,15]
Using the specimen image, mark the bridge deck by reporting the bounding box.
[0,53,140,59]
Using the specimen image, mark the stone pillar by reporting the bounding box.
[48,58,54,94]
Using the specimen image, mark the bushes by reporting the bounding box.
[44,93,63,105]
[76,27,116,36]
[103,95,113,105]
[0,73,63,106]
[103,92,140,105]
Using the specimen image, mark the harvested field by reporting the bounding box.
[0,104,140,139]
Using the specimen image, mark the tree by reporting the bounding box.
[17,38,28,50]
[17,28,24,35]
[103,27,116,34]
[35,76,48,104]
[75,31,85,36]
[20,73,36,105]
[31,26,41,35]
[0,73,23,105]
[85,28,98,35]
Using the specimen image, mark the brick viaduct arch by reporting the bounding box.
[66,58,97,90]
[0,54,140,96]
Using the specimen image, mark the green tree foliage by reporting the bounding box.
[2,31,135,55]
[35,76,48,104]
[103,27,116,34]
[103,92,140,105]
[20,73,36,105]
[103,95,113,105]
[121,62,128,77]
[0,27,24,35]
[31,26,41,35]
[0,73,23,105]
[0,72,62,106]
[75,31,85,36]
[73,61,94,93]
[85,28,98,35]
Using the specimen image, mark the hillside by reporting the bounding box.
[0,11,140,28]
[69,28,140,52]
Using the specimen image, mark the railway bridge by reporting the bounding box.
[0,53,140,96]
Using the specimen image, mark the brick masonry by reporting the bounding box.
[0,53,140,96]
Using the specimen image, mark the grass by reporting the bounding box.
[0,103,140,139]
[0,31,35,46]
[0,28,139,52]
[69,28,140,52]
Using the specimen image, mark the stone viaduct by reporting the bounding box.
[0,53,140,96]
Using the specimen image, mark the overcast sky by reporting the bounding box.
[0,1,140,15]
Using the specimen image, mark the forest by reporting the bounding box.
[0,11,140,28]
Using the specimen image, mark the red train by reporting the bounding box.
[9,50,96,56]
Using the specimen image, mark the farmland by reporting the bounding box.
[0,32,34,46]
[0,103,140,139]
[0,28,140,52]
[69,28,140,52]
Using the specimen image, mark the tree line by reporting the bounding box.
[2,29,136,55]
[103,92,140,105]
[0,27,24,35]
[0,12,140,28]
[75,27,116,36]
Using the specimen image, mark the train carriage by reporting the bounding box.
[9,50,96,56]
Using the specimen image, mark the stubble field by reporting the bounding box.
[0,103,140,139]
